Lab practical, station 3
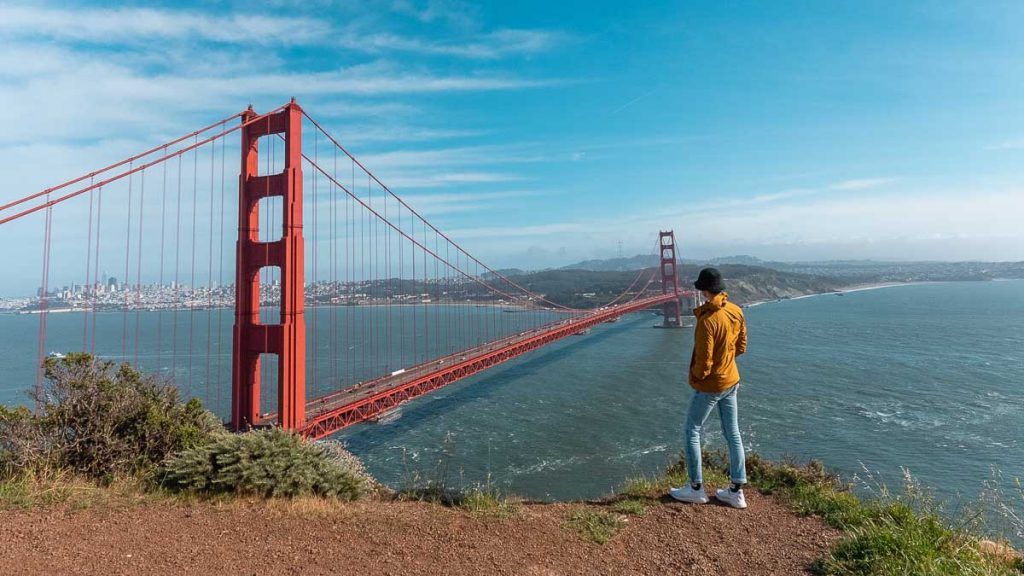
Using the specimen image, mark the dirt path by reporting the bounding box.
[0,491,839,575]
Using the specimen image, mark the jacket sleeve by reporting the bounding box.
[690,317,715,381]
[736,315,748,356]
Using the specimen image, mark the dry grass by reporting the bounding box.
[0,470,159,511]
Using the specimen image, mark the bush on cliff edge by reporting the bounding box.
[160,427,367,499]
[0,353,223,481]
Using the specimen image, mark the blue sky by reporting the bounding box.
[1,0,1022,287]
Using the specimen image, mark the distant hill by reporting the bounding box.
[562,254,770,272]
[561,255,658,272]
[543,254,1024,309]
[761,260,1024,282]
[506,264,845,309]
[688,255,767,266]
[482,268,527,279]
[561,254,1024,283]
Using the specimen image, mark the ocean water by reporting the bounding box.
[1,281,1022,517]
[336,280,1024,507]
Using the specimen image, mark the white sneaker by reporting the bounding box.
[669,485,709,504]
[715,487,748,509]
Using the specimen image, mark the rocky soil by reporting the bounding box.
[0,489,838,575]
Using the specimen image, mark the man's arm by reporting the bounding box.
[736,315,747,356]
[690,317,715,381]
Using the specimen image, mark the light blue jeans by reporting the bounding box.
[684,384,746,486]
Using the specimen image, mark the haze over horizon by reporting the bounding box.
[1,0,1023,295]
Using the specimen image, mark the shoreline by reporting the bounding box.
[0,301,544,315]
[742,280,938,308]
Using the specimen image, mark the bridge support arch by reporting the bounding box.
[231,102,306,431]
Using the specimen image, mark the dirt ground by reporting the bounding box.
[0,490,839,575]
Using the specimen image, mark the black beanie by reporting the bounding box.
[694,267,725,293]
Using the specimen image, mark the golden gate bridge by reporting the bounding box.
[0,100,688,440]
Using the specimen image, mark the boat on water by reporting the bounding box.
[368,408,402,424]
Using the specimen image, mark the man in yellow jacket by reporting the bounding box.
[670,267,749,509]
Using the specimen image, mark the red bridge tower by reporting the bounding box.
[659,230,683,328]
[231,102,306,431]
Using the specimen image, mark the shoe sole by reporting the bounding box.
[669,493,708,504]
[715,496,747,509]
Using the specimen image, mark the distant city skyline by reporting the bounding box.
[1,1,1023,296]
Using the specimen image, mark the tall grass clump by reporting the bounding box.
[396,432,461,504]
[982,469,1024,548]
[566,508,626,544]
[0,353,223,482]
[698,452,1024,575]
[391,435,522,516]
[458,486,523,519]
[619,448,728,500]
[160,427,368,500]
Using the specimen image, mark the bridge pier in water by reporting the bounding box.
[231,102,306,432]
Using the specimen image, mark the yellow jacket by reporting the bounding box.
[689,292,747,393]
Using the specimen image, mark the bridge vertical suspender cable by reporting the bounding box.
[122,163,133,363]
[91,185,103,355]
[134,168,146,366]
[82,177,94,351]
[34,200,53,413]
[218,136,228,416]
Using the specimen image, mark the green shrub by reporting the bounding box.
[160,427,366,499]
[744,452,837,494]
[0,405,57,477]
[1,353,223,481]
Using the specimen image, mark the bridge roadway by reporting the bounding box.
[296,293,679,439]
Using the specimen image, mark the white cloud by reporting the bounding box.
[0,5,332,45]
[986,138,1024,150]
[357,145,545,169]
[681,177,896,214]
[328,125,484,144]
[828,177,897,191]
[351,29,569,59]
[679,190,1022,248]
[449,223,586,239]
[748,188,817,203]
[0,4,568,61]
[0,43,553,147]
[395,190,541,214]
[391,0,480,27]
[380,171,524,188]
[445,187,1024,266]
